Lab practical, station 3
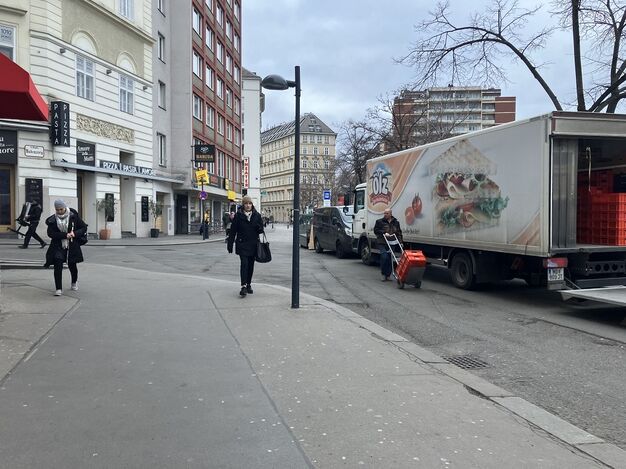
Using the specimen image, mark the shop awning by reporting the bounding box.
[0,53,49,121]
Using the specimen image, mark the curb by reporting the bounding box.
[302,293,626,468]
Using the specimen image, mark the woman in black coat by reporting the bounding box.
[45,199,88,296]
[227,196,264,297]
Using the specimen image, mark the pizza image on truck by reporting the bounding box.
[428,139,509,234]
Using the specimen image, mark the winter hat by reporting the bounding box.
[242,195,253,204]
[54,199,67,210]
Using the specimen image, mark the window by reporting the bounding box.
[302,147,307,155]
[302,135,308,143]
[0,24,15,60]
[216,41,223,62]
[227,123,233,141]
[120,0,133,19]
[157,0,164,14]
[216,3,223,25]
[313,147,318,155]
[225,20,232,40]
[324,135,329,144]
[234,65,240,84]
[225,87,232,107]
[217,151,224,177]
[317,135,322,143]
[226,156,232,179]
[76,55,95,101]
[192,50,202,77]
[157,34,165,61]
[119,75,134,114]
[217,115,225,135]
[233,33,240,52]
[313,160,319,169]
[312,175,318,184]
[226,54,232,74]
[235,129,240,146]
[206,105,215,128]
[302,159,307,169]
[234,1,240,20]
[157,133,166,166]
[234,97,240,115]
[192,8,202,35]
[324,160,330,169]
[205,0,212,10]
[324,147,329,155]
[205,25,214,50]
[216,78,223,99]
[205,65,214,89]
[158,81,166,109]
[193,94,203,120]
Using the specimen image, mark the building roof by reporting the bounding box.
[261,113,336,145]
[242,67,260,80]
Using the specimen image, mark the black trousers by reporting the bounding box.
[54,260,78,290]
[239,255,255,286]
[23,222,45,247]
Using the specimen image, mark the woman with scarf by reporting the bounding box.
[227,196,264,297]
[45,199,88,296]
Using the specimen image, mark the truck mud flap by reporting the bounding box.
[559,286,626,306]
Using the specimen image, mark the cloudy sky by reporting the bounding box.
[242,0,577,132]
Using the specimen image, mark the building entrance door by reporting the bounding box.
[0,166,14,232]
[175,194,188,234]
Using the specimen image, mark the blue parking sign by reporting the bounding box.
[323,190,331,200]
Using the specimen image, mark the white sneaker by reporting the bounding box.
[54,289,62,296]
[71,283,78,291]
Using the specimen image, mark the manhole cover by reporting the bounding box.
[442,355,490,370]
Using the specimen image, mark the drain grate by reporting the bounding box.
[442,355,490,370]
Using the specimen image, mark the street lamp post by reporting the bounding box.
[261,66,301,309]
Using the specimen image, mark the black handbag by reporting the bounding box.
[78,233,88,245]
[255,233,271,263]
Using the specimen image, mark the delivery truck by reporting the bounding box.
[352,112,626,304]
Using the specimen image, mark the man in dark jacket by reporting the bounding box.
[227,196,265,297]
[19,201,46,249]
[373,208,403,281]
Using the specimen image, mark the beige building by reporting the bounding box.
[260,113,336,222]
[0,0,168,239]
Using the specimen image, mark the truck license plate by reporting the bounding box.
[548,268,564,282]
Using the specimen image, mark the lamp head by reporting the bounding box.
[261,74,295,90]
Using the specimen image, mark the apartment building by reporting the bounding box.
[0,0,168,239]
[157,0,243,233]
[260,113,336,222]
[392,86,516,148]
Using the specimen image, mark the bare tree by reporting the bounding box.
[399,0,626,113]
[335,120,381,189]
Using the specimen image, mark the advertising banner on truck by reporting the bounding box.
[366,119,546,252]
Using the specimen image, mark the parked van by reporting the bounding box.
[312,206,354,258]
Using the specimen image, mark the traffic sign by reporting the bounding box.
[323,190,331,200]
[199,191,207,200]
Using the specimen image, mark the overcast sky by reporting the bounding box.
[242,0,576,133]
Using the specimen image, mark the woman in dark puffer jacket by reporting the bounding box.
[227,196,264,297]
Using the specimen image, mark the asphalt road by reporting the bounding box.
[85,225,626,450]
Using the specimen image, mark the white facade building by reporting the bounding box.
[241,68,263,209]
[0,0,180,239]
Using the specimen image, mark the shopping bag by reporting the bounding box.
[255,233,272,263]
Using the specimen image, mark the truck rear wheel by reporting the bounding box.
[450,253,476,290]
[360,239,375,266]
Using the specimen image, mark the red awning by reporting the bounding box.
[0,53,49,121]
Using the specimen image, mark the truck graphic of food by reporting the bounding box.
[428,139,509,234]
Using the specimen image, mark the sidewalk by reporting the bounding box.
[0,261,624,466]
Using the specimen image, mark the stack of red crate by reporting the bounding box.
[577,170,626,245]
[396,250,426,283]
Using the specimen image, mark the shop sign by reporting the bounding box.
[99,160,155,176]
[50,101,70,147]
[194,144,215,163]
[76,141,96,166]
[141,196,149,222]
[242,157,249,189]
[209,174,219,187]
[0,130,17,164]
[24,145,45,158]
[25,178,43,206]
[195,169,208,184]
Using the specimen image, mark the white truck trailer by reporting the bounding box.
[352,112,626,303]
